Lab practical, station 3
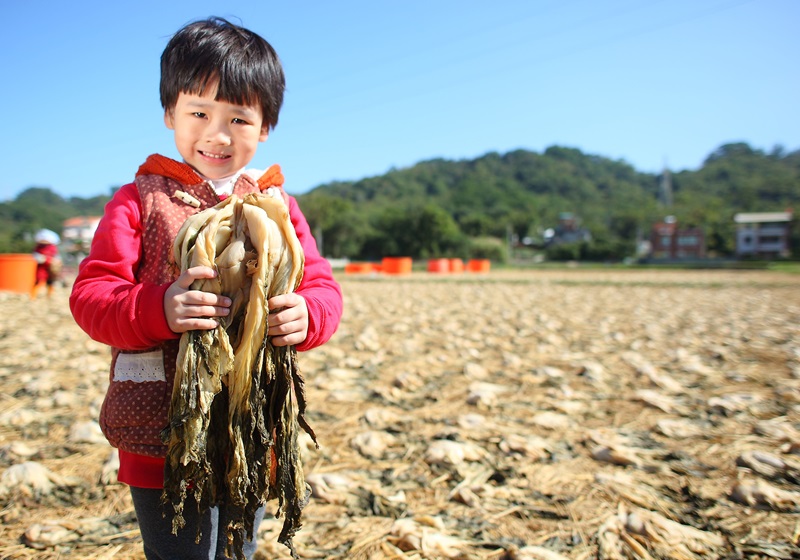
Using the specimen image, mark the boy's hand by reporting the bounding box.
[164,266,231,333]
[267,293,308,347]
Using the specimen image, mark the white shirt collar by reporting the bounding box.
[198,168,264,196]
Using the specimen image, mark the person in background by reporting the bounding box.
[31,229,62,299]
[69,17,343,560]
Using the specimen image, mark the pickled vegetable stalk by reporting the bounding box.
[161,190,313,559]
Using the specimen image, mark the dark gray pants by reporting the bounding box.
[129,487,266,560]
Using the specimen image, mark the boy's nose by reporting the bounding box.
[206,122,232,144]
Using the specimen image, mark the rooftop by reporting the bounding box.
[733,211,793,224]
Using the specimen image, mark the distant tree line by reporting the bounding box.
[298,142,800,261]
[2,142,798,260]
[0,188,111,253]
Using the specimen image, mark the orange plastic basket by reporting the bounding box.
[466,259,491,273]
[449,258,464,273]
[381,257,412,275]
[427,258,450,273]
[0,254,37,293]
[344,262,377,274]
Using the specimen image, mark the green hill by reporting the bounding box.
[298,142,799,261]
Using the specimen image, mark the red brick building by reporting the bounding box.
[650,217,706,259]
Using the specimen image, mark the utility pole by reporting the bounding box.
[659,161,673,208]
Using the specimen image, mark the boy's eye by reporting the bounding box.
[232,118,248,125]
[192,112,206,119]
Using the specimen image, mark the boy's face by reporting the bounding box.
[164,85,269,180]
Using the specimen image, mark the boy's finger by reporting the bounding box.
[269,293,303,311]
[267,294,289,309]
[174,266,216,289]
[196,305,229,318]
[176,317,221,332]
[191,292,231,307]
[185,266,218,279]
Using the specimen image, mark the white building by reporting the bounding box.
[734,211,793,258]
[61,216,102,252]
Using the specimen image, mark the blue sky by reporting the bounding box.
[2,0,798,201]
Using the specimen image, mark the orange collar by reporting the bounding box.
[136,154,285,191]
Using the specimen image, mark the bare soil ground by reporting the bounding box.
[1,269,799,559]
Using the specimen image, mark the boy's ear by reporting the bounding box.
[164,110,175,130]
[259,125,269,142]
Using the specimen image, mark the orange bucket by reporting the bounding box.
[449,259,464,273]
[467,259,491,273]
[0,254,37,294]
[344,262,376,274]
[427,258,450,273]
[381,257,412,275]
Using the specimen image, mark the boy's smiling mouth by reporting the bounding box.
[200,151,230,160]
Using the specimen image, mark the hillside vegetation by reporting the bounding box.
[0,189,109,254]
[298,142,799,261]
[3,142,798,260]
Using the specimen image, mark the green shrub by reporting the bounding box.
[468,237,508,262]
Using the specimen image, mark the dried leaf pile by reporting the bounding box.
[161,191,310,559]
[1,268,799,559]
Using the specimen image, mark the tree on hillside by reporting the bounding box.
[361,203,466,259]
[297,191,370,258]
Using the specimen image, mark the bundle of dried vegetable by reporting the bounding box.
[160,190,313,559]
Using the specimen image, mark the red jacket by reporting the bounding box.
[70,155,343,488]
[34,242,59,284]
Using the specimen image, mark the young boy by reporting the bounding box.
[70,17,343,559]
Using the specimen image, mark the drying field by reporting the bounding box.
[1,269,799,559]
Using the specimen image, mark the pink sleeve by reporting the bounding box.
[69,183,177,350]
[287,196,343,351]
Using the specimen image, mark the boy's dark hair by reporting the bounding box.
[160,17,284,130]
